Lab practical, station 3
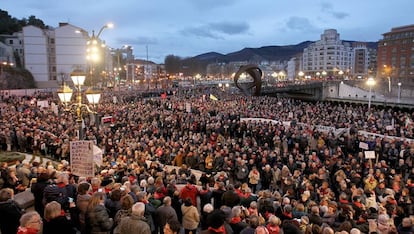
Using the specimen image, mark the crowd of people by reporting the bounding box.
[0,87,413,234]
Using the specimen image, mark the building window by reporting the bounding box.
[9,39,13,44]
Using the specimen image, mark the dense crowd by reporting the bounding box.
[0,87,413,234]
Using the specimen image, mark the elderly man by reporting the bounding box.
[156,196,178,234]
[114,202,151,234]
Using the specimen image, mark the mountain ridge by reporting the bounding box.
[188,40,378,64]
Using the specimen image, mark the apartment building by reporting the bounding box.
[377,24,414,81]
[2,23,115,88]
[302,29,371,79]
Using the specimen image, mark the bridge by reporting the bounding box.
[260,80,414,108]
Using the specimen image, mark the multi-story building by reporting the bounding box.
[377,24,414,81]
[2,23,117,88]
[0,32,22,66]
[302,29,372,79]
[352,42,370,78]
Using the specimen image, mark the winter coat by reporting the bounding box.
[113,214,151,234]
[222,190,240,208]
[155,205,178,228]
[180,184,199,206]
[0,199,23,234]
[181,204,200,230]
[43,215,77,234]
[85,204,114,234]
[30,179,49,217]
[76,193,91,231]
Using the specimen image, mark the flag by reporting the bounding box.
[209,94,218,101]
[367,113,373,121]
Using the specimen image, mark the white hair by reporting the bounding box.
[131,202,146,216]
[350,228,361,234]
[203,203,213,213]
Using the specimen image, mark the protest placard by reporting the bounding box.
[70,141,94,178]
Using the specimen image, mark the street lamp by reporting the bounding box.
[321,70,327,79]
[366,77,376,110]
[82,23,114,86]
[338,70,344,79]
[194,73,201,87]
[298,71,304,80]
[58,70,101,140]
[398,82,402,103]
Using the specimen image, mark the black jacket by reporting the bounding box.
[85,204,114,234]
[0,199,23,234]
[43,215,77,234]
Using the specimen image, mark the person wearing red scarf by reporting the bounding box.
[201,210,229,234]
[17,211,42,234]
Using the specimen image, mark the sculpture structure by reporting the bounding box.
[233,64,262,96]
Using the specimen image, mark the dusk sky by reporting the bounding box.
[2,0,413,63]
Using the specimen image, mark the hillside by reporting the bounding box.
[189,40,377,64]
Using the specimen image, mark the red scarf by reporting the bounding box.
[208,225,226,234]
[339,199,349,204]
[353,201,363,208]
[230,216,242,224]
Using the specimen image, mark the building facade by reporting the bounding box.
[377,24,414,81]
[2,23,117,88]
[302,29,372,79]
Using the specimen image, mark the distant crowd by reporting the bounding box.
[0,87,413,234]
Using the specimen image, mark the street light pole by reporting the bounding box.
[85,23,114,87]
[398,82,402,103]
[366,77,376,110]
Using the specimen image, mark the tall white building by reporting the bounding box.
[302,29,355,78]
[7,23,116,88]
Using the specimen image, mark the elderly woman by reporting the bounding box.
[229,206,248,234]
[114,194,134,227]
[266,215,281,234]
[17,211,42,234]
[43,201,77,234]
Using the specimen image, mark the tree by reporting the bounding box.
[0,10,48,35]
[164,55,182,75]
[0,10,21,34]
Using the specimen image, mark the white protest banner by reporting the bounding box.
[37,100,49,108]
[70,141,94,178]
[359,142,369,150]
[364,151,376,159]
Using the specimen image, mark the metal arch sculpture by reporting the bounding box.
[233,64,263,96]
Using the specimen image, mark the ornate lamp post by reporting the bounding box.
[58,70,101,140]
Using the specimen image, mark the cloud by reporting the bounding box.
[181,21,248,39]
[285,17,319,33]
[116,36,158,45]
[208,22,249,35]
[320,2,349,19]
[181,27,223,39]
